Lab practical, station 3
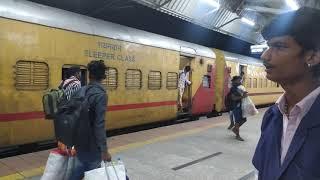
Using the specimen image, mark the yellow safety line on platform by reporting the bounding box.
[0,121,227,179]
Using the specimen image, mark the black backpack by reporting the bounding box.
[54,86,96,148]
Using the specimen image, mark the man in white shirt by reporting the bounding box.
[178,66,191,111]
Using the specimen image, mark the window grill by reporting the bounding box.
[202,75,211,88]
[125,69,142,89]
[166,72,178,89]
[246,78,252,88]
[264,79,268,87]
[102,67,118,90]
[15,60,49,90]
[253,78,258,88]
[148,71,161,90]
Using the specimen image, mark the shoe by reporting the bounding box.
[231,127,238,135]
[236,136,244,141]
[227,124,234,130]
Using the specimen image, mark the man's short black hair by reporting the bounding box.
[68,66,81,78]
[262,7,320,51]
[87,60,107,81]
[231,76,242,82]
[185,66,191,72]
[262,7,320,78]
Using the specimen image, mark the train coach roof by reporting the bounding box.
[0,0,215,59]
[223,51,263,67]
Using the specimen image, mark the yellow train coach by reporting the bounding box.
[0,0,283,149]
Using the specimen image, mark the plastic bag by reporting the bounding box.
[84,160,126,180]
[242,97,259,118]
[41,149,75,180]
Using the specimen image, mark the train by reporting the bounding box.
[0,0,283,150]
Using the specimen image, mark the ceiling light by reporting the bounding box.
[202,0,220,9]
[286,0,299,10]
[241,17,255,26]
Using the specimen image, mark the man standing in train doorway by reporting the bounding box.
[178,66,192,112]
[253,7,320,180]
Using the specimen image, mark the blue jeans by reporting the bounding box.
[232,106,243,124]
[229,111,234,125]
[70,151,101,180]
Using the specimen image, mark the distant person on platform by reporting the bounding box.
[228,76,247,141]
[252,7,320,180]
[178,66,191,111]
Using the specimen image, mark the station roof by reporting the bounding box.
[27,0,320,45]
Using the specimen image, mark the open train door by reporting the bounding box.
[178,55,193,113]
[239,64,248,85]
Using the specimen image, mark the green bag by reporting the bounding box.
[42,80,76,119]
[42,89,64,119]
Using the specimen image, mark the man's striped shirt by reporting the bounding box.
[62,76,81,100]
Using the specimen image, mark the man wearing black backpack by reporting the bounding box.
[69,60,111,180]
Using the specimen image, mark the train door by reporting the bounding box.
[62,64,87,86]
[179,56,193,113]
[239,64,247,85]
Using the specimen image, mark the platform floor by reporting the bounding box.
[0,108,266,180]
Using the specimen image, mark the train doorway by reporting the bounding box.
[178,56,193,113]
[239,65,247,85]
[62,64,87,86]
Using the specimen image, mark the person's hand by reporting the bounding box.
[102,151,112,162]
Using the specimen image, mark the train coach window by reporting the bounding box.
[259,78,263,88]
[253,78,258,88]
[264,79,268,88]
[102,67,118,90]
[166,72,178,89]
[148,71,162,90]
[246,78,252,88]
[62,65,87,86]
[202,75,211,88]
[14,60,49,90]
[125,69,142,89]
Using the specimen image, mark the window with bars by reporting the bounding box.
[166,72,178,89]
[148,71,162,90]
[202,75,211,88]
[260,78,263,88]
[246,78,252,88]
[125,69,142,89]
[102,67,118,90]
[264,79,268,87]
[253,78,258,88]
[273,82,277,87]
[14,60,49,90]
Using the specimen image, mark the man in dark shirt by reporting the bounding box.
[229,76,247,141]
[253,7,320,180]
[70,60,111,180]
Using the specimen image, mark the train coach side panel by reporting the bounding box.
[0,18,56,147]
[53,28,180,129]
[244,65,283,105]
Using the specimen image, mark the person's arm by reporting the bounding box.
[92,93,110,160]
[185,72,191,85]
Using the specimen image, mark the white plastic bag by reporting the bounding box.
[41,149,75,180]
[84,160,126,180]
[242,97,259,118]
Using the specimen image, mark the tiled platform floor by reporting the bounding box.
[0,108,265,180]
